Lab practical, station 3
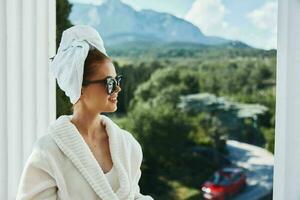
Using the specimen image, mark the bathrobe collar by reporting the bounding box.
[49,114,132,200]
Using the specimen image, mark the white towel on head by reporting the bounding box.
[50,25,109,104]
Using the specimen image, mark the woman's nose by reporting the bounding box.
[115,85,121,93]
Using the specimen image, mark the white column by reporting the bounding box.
[273,0,300,199]
[0,0,8,198]
[0,0,56,199]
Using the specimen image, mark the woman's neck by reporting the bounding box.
[71,107,107,141]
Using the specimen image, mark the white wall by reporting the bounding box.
[0,0,56,199]
[273,0,300,199]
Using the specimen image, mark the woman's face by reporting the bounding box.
[80,60,121,113]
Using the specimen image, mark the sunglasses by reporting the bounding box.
[82,75,123,95]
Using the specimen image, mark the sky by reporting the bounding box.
[69,0,278,50]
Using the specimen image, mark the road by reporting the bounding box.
[226,140,274,200]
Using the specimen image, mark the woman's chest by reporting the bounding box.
[87,138,114,173]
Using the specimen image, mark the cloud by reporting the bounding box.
[247,2,277,30]
[87,7,101,26]
[184,0,226,34]
[247,2,277,49]
[184,0,278,49]
[184,0,240,40]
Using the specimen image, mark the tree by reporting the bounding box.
[56,0,73,117]
[56,0,72,46]
[178,93,268,147]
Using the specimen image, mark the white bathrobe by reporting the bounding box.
[16,114,153,200]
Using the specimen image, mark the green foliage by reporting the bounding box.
[56,0,73,117]
[197,58,276,97]
[179,92,269,147]
[260,127,275,153]
[130,66,200,110]
[120,101,219,196]
[107,41,276,62]
[56,0,72,46]
[55,13,276,195]
[127,103,193,166]
[112,48,276,197]
[114,61,163,113]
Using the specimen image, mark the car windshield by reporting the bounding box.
[210,172,232,185]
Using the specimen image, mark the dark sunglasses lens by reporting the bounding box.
[107,78,116,94]
[106,76,122,95]
[117,76,122,86]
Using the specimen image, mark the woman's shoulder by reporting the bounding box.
[22,134,59,172]
[121,129,143,156]
[122,129,141,148]
[32,133,61,157]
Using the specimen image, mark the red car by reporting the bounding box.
[201,167,247,200]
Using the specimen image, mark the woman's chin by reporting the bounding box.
[110,106,118,112]
[105,105,118,112]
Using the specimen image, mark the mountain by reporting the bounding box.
[69,0,233,46]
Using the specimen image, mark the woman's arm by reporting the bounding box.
[16,146,58,200]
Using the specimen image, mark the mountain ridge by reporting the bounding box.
[69,0,250,47]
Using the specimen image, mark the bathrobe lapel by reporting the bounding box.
[49,114,132,200]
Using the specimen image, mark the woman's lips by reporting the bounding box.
[108,96,118,103]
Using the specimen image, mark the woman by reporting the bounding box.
[16,25,153,200]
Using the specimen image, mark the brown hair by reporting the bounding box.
[71,49,111,111]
